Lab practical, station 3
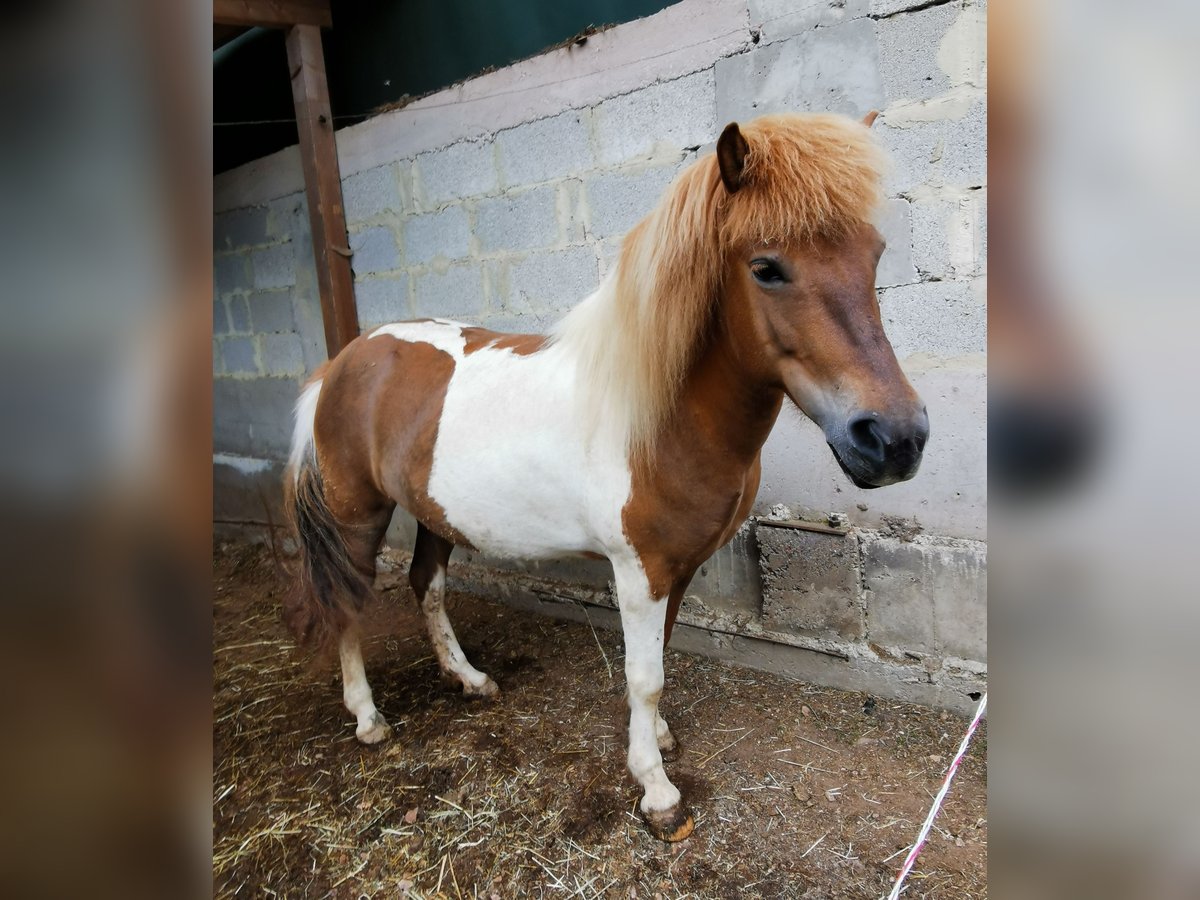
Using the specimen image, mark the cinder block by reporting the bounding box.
[933,541,987,662]
[876,1,960,104]
[474,186,559,254]
[214,254,251,295]
[212,338,223,376]
[557,180,587,244]
[497,111,594,187]
[213,299,230,335]
[877,278,985,358]
[758,525,864,640]
[412,263,485,320]
[593,71,716,166]
[596,239,622,277]
[251,244,295,290]
[584,164,682,240]
[248,291,295,333]
[355,276,409,327]
[481,314,545,335]
[715,19,884,123]
[863,534,986,661]
[266,192,307,242]
[213,379,250,455]
[687,527,763,618]
[751,0,870,44]
[349,226,401,275]
[220,337,259,375]
[507,246,599,315]
[863,535,934,654]
[482,258,509,312]
[213,375,302,459]
[877,101,986,195]
[977,192,986,272]
[871,0,933,15]
[910,193,985,280]
[875,198,917,287]
[937,100,987,186]
[227,295,251,333]
[342,165,403,223]
[402,205,471,265]
[415,140,498,208]
[259,332,305,376]
[214,207,268,251]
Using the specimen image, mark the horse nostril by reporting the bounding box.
[847,414,888,464]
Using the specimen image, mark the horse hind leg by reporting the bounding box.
[333,503,396,745]
[410,523,498,698]
[340,625,391,744]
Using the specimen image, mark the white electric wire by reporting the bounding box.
[885,692,988,900]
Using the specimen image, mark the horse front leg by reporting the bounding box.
[613,560,693,842]
[653,578,691,758]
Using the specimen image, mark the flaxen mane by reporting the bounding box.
[553,112,886,464]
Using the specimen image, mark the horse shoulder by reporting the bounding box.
[621,447,761,598]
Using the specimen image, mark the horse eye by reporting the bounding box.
[750,259,786,285]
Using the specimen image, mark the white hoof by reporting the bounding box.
[356,711,392,745]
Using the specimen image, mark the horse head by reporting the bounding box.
[715,114,929,488]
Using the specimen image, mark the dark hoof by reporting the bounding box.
[658,732,679,761]
[641,805,694,842]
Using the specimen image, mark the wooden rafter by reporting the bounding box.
[213,0,331,29]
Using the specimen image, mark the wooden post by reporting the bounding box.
[285,23,358,357]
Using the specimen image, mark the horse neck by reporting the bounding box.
[669,306,784,467]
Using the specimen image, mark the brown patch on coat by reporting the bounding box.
[461,327,548,357]
[312,331,473,548]
[621,318,782,605]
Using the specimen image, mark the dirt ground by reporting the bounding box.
[214,543,987,898]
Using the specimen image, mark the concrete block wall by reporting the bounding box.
[213,0,987,709]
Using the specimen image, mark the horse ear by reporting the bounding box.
[861,110,879,128]
[716,122,749,194]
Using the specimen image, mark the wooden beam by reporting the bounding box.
[214,0,330,29]
[285,23,359,357]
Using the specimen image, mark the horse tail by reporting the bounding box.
[283,376,371,650]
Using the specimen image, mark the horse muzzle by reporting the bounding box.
[827,407,929,489]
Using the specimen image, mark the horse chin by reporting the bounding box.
[827,443,885,490]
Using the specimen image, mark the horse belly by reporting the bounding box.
[426,349,625,559]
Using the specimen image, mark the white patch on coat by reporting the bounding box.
[370,320,468,358]
[288,378,323,483]
[427,338,633,559]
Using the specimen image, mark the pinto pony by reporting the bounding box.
[284,112,928,842]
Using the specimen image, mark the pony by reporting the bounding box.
[283,112,929,842]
